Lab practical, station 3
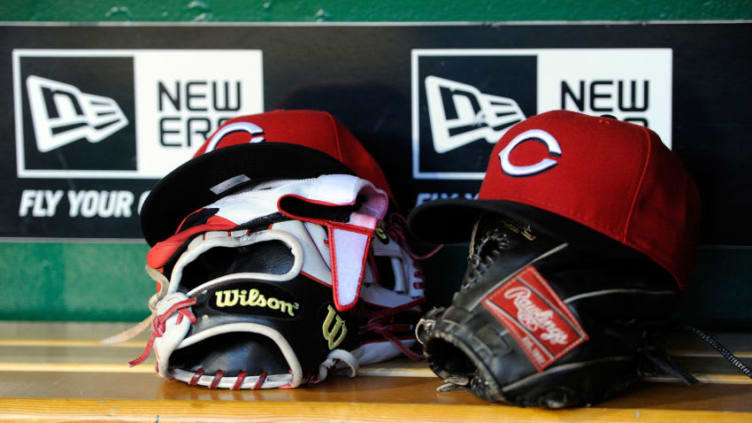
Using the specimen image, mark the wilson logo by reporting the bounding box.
[214,288,299,317]
[483,266,588,371]
[322,305,347,350]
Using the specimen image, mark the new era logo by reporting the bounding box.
[412,52,538,180]
[425,75,525,154]
[412,49,672,180]
[26,75,129,153]
[14,50,263,178]
[15,53,138,175]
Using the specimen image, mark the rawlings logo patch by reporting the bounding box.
[482,266,588,371]
[503,287,569,345]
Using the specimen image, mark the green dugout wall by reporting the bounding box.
[1,1,751,325]
[1,1,751,22]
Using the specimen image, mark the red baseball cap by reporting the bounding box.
[141,110,394,246]
[408,110,701,290]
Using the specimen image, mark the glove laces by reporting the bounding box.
[464,227,510,291]
[128,297,197,367]
[100,265,170,346]
[384,213,442,261]
[361,297,427,361]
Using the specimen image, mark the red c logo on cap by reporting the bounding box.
[498,129,561,177]
[205,121,265,153]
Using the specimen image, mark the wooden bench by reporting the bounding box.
[1,322,750,422]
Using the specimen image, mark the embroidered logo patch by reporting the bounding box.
[210,283,300,318]
[322,305,347,350]
[482,265,588,371]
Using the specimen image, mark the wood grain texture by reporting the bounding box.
[2,371,752,422]
[1,322,751,422]
[1,397,752,423]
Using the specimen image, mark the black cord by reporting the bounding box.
[684,325,752,379]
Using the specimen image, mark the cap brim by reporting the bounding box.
[408,198,645,259]
[141,143,353,246]
[408,198,584,244]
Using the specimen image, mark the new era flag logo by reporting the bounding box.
[425,75,525,153]
[412,52,538,180]
[412,49,671,180]
[14,50,262,178]
[26,75,129,153]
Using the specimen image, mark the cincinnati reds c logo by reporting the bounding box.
[498,129,561,177]
[205,121,265,152]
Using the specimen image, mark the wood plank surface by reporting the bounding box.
[1,372,752,422]
[1,398,751,423]
[0,321,750,422]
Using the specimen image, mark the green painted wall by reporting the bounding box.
[1,0,751,323]
[2,0,751,22]
[0,242,149,321]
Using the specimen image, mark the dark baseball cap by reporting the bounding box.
[141,110,393,246]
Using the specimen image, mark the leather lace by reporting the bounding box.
[128,298,198,367]
[360,297,427,360]
[384,213,442,261]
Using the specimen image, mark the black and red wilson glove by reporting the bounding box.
[415,214,688,408]
[123,175,427,389]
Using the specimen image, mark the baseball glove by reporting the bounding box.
[415,214,695,408]
[121,174,426,389]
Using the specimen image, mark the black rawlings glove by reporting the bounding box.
[415,214,687,408]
